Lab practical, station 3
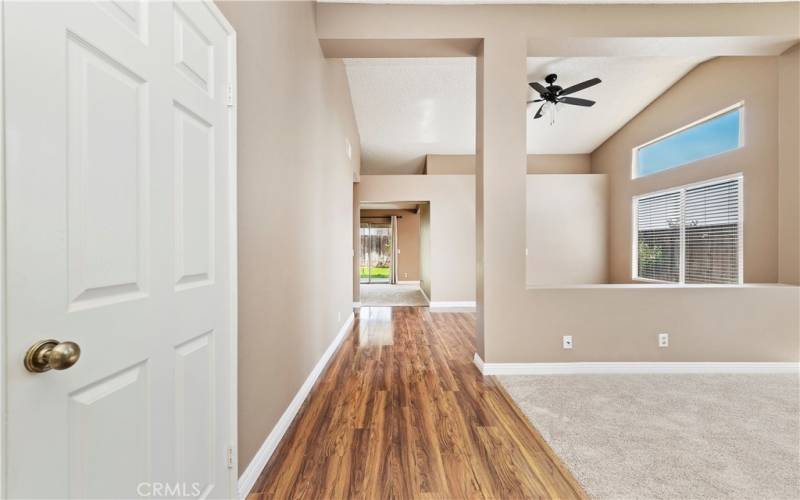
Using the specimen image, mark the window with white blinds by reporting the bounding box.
[636,191,681,282]
[634,176,742,284]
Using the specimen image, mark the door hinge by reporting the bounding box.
[226,445,234,469]
[226,83,234,107]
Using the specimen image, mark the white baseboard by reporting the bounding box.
[397,280,420,285]
[473,353,484,373]
[479,361,800,376]
[429,301,476,311]
[237,312,355,498]
[419,286,430,303]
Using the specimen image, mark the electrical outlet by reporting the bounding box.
[404,272,408,278]
[658,333,669,347]
[562,335,573,349]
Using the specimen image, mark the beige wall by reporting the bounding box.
[527,154,592,174]
[502,285,799,362]
[360,209,421,281]
[592,57,780,284]
[419,203,432,298]
[358,175,475,302]
[527,175,608,286]
[778,44,800,285]
[358,174,611,297]
[399,211,422,281]
[217,1,360,470]
[426,153,590,175]
[426,155,474,175]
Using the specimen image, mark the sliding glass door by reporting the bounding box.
[360,222,392,284]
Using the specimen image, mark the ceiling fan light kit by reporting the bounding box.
[528,73,601,124]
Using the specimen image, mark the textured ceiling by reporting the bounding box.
[525,57,706,154]
[345,58,476,175]
[345,56,706,174]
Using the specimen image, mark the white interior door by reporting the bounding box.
[4,1,236,497]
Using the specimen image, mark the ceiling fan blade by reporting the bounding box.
[559,96,596,107]
[527,99,543,104]
[533,103,545,119]
[559,77,601,96]
[529,81,548,95]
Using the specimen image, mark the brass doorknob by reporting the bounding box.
[24,339,81,373]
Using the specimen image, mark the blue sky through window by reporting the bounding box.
[636,108,741,177]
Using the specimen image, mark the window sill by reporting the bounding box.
[526,283,798,290]
[632,277,676,284]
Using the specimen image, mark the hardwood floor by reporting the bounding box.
[248,307,585,500]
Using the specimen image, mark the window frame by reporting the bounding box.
[631,173,744,285]
[631,102,745,179]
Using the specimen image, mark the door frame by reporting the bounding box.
[214,1,239,495]
[0,2,239,496]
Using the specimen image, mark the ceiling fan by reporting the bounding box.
[528,73,601,123]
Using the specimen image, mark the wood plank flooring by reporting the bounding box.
[248,307,586,499]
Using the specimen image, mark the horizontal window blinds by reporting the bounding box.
[636,191,681,283]
[684,179,740,284]
[635,177,742,285]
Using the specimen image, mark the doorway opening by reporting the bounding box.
[357,202,429,307]
[360,222,393,284]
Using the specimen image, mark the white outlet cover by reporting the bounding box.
[659,333,669,347]
[563,335,573,349]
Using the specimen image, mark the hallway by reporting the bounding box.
[248,307,584,499]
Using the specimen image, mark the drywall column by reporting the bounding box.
[419,203,432,299]
[778,44,799,285]
[475,35,528,360]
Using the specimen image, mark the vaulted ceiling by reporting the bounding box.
[345,56,708,174]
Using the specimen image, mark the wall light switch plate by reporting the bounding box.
[563,335,573,349]
[659,333,669,347]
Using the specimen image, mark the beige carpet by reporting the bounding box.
[359,284,429,306]
[499,373,800,500]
